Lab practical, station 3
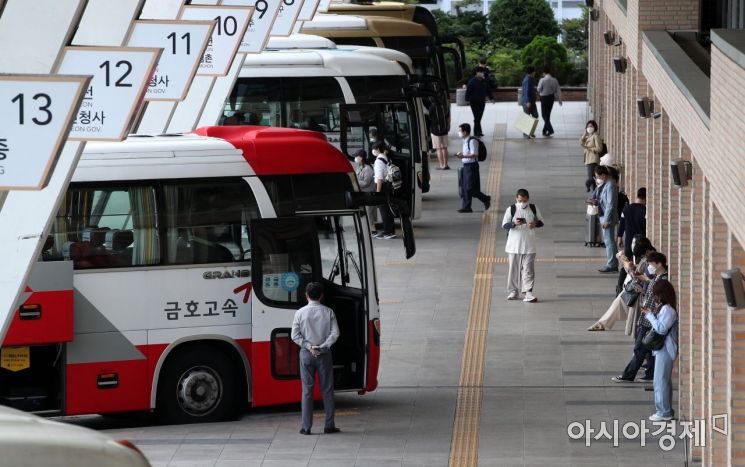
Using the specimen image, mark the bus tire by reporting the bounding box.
[156,344,240,424]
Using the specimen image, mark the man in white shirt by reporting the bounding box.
[291,282,340,435]
[372,141,396,239]
[456,123,491,213]
[501,188,544,302]
[537,67,562,137]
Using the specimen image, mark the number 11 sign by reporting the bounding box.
[0,75,91,190]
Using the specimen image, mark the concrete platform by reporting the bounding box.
[62,102,686,466]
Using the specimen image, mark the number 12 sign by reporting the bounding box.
[0,75,91,190]
[56,46,162,141]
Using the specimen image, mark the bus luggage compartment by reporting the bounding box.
[3,261,74,346]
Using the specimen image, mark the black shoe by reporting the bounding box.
[457,208,473,213]
[483,196,491,211]
[598,267,619,273]
[324,427,341,434]
[299,428,311,435]
[443,166,451,170]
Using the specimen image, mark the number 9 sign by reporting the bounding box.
[221,0,280,53]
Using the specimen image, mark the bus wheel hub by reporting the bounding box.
[177,366,222,415]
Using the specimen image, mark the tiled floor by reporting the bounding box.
[61,102,686,466]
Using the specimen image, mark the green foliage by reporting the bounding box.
[488,0,560,49]
[560,16,587,52]
[464,39,524,86]
[520,35,571,82]
[432,9,489,45]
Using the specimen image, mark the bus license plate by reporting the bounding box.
[1,346,30,372]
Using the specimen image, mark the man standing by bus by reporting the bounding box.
[291,282,341,435]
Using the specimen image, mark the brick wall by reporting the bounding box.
[590,0,745,463]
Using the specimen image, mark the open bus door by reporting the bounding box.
[438,36,466,91]
[339,103,421,220]
[249,216,372,406]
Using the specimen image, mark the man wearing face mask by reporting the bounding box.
[612,252,668,383]
[593,166,619,273]
[502,188,544,302]
[456,123,491,213]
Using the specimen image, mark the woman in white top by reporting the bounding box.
[353,150,377,229]
[642,279,678,421]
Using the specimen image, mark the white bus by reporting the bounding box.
[1,126,413,423]
[221,48,440,220]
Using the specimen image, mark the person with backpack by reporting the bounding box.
[372,141,397,239]
[456,123,491,213]
[502,188,544,302]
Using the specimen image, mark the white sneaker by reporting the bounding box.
[649,413,673,422]
[507,291,518,300]
[523,292,537,303]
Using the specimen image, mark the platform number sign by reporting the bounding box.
[56,46,162,141]
[271,0,305,36]
[127,20,215,101]
[0,75,90,190]
[297,0,321,21]
[179,5,254,76]
[222,0,280,53]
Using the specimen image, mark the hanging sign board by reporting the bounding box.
[296,0,320,22]
[126,20,215,101]
[55,46,162,141]
[179,5,253,76]
[0,74,90,190]
[222,0,280,53]
[271,0,305,36]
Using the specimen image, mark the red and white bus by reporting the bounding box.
[0,126,413,424]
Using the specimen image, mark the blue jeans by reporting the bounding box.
[602,224,618,268]
[653,348,674,417]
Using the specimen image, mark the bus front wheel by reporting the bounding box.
[157,345,241,424]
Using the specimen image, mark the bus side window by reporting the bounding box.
[162,179,260,265]
[282,77,344,133]
[45,185,158,269]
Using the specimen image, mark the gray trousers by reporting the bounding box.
[300,348,335,431]
[507,253,536,293]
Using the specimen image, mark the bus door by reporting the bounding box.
[339,103,421,219]
[249,216,368,405]
[438,36,466,91]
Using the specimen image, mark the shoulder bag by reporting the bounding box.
[642,325,668,351]
[620,280,641,307]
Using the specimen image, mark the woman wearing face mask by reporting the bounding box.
[588,235,655,332]
[611,252,668,384]
[580,120,602,192]
[353,149,377,231]
[642,279,678,421]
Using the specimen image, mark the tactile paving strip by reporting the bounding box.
[448,124,505,467]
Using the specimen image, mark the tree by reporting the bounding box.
[432,9,489,45]
[560,8,588,52]
[488,0,560,49]
[521,35,571,82]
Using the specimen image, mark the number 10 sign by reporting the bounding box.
[0,75,91,190]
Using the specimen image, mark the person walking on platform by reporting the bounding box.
[292,282,341,435]
[502,188,544,302]
[537,67,562,137]
[520,67,538,138]
[465,67,488,137]
[593,166,619,273]
[456,123,491,213]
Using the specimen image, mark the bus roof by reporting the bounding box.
[193,126,353,176]
[240,48,406,77]
[300,13,430,38]
[326,2,438,36]
[74,127,352,182]
[266,34,413,69]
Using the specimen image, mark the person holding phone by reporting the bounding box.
[502,188,544,302]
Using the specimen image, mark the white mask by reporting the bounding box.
[516,201,528,209]
[647,264,656,275]
[595,178,604,186]
[586,127,595,134]
[372,149,380,157]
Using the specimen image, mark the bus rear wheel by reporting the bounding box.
[157,345,241,424]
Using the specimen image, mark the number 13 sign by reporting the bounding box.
[0,75,91,190]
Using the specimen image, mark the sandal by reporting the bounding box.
[587,323,605,331]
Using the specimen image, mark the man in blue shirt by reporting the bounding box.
[465,67,488,137]
[521,67,538,138]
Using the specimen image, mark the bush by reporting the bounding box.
[520,35,571,83]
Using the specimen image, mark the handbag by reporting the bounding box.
[642,326,668,351]
[513,112,538,135]
[620,281,640,306]
[586,204,599,216]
